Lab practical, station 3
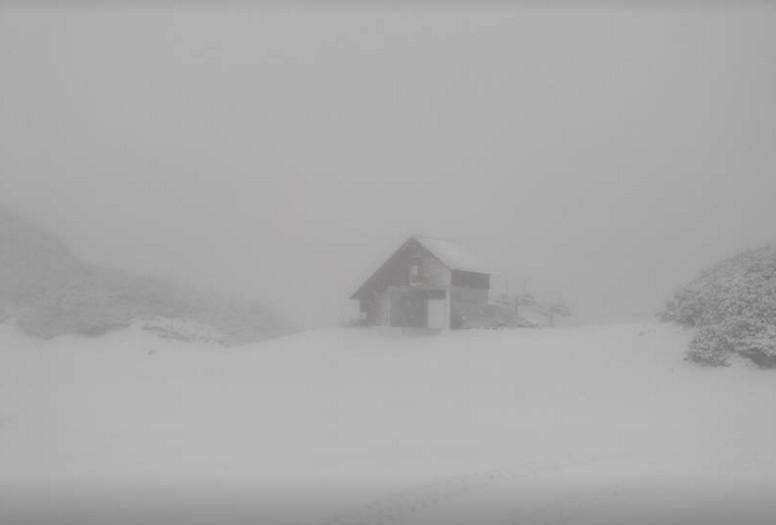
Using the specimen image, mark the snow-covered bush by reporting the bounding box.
[663,244,776,367]
[141,317,230,345]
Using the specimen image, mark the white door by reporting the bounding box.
[427,298,447,330]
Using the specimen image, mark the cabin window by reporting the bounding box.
[409,258,422,285]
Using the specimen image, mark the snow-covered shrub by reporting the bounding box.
[663,244,776,367]
[141,317,229,345]
[686,324,733,366]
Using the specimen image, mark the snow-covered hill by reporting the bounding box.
[0,204,290,345]
[2,323,775,524]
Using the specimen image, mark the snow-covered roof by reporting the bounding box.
[350,234,495,299]
[412,235,493,274]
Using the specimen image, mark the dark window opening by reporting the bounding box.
[409,258,423,285]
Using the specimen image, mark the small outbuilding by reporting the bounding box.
[350,235,499,331]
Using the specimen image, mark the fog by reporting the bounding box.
[2,6,775,328]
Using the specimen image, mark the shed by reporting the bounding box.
[350,235,496,331]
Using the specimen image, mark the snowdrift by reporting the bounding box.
[1,322,775,524]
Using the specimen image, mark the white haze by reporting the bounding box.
[1,7,775,328]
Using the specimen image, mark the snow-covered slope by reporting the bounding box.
[2,323,775,523]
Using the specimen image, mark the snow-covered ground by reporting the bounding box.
[2,322,775,524]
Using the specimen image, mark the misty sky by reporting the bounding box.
[1,6,775,327]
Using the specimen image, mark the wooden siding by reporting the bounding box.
[451,270,490,289]
[388,287,426,328]
[360,291,391,325]
[451,285,489,306]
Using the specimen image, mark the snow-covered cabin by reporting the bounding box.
[350,235,496,331]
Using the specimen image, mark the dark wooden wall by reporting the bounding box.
[451,270,490,289]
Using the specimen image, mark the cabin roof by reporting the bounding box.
[350,235,493,300]
[411,235,493,274]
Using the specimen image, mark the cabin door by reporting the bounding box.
[427,297,447,330]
